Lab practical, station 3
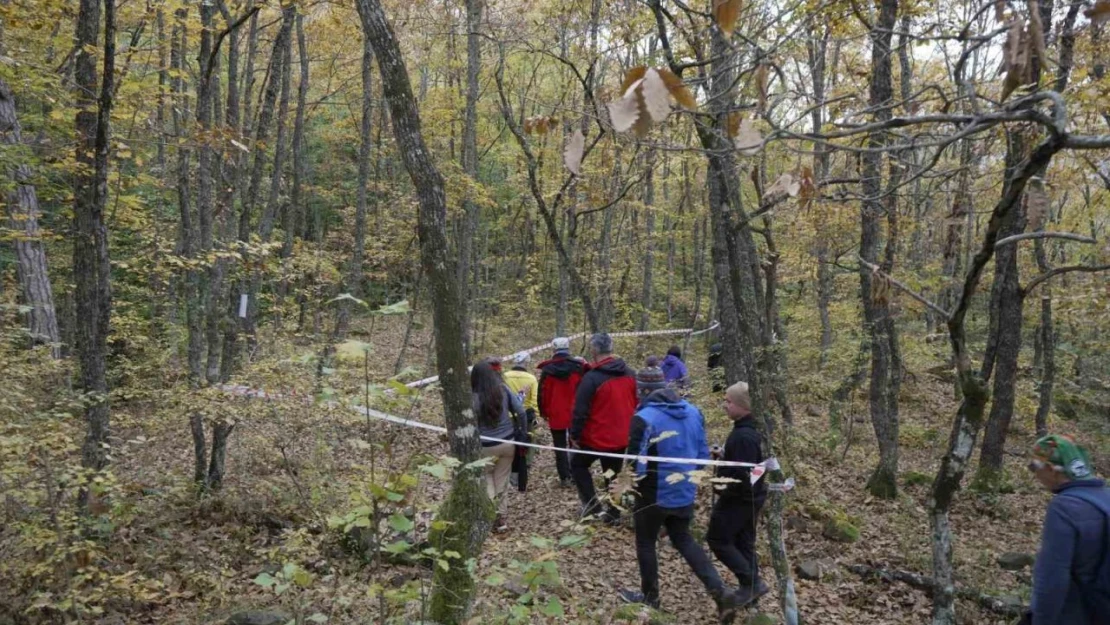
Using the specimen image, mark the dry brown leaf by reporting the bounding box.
[994,0,1007,22]
[1085,0,1110,24]
[607,79,643,134]
[620,66,648,96]
[734,116,762,154]
[755,64,769,112]
[523,118,533,134]
[564,129,585,176]
[799,165,816,210]
[1026,184,1049,230]
[656,67,697,109]
[766,172,800,198]
[870,270,891,305]
[726,111,743,138]
[713,0,742,36]
[1001,19,1029,101]
[1029,0,1046,68]
[641,68,672,123]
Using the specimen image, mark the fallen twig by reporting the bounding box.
[844,564,1025,617]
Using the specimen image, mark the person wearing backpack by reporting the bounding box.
[1024,434,1110,625]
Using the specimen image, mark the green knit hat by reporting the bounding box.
[1033,434,1093,479]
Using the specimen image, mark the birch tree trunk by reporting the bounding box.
[638,152,655,331]
[0,79,61,357]
[356,1,492,622]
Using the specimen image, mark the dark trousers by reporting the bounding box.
[634,503,724,603]
[570,447,623,518]
[550,429,571,481]
[707,498,763,587]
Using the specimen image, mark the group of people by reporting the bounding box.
[468,333,1110,624]
[469,333,769,620]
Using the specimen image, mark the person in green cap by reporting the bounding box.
[1023,434,1110,625]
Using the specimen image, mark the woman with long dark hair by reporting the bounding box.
[471,359,523,531]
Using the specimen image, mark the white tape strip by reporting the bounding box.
[351,403,767,470]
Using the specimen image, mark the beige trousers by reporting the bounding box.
[482,442,516,507]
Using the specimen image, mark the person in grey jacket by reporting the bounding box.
[471,360,524,532]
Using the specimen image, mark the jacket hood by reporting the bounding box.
[1053,478,1107,494]
[537,355,584,379]
[639,390,695,419]
[662,354,683,365]
[589,356,631,376]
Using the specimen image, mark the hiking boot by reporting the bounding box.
[617,588,660,609]
[492,514,508,533]
[559,477,573,489]
[735,580,769,607]
[714,588,743,624]
[601,510,622,527]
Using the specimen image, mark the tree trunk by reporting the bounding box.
[355,1,493,622]
[1033,228,1054,438]
[0,80,61,357]
[454,0,481,357]
[74,0,114,510]
[807,23,833,368]
[860,0,900,500]
[284,12,309,259]
[638,152,655,331]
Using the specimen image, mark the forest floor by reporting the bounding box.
[3,313,1108,625]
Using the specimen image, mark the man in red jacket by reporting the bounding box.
[537,337,586,488]
[570,333,638,524]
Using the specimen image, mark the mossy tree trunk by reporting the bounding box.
[356,0,493,622]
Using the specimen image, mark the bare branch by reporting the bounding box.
[857,256,950,318]
[1023,264,1110,295]
[994,231,1097,248]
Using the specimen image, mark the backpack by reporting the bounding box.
[1059,487,1110,624]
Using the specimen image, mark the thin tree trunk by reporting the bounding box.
[807,23,833,368]
[1,80,61,356]
[1033,222,1054,438]
[859,0,900,499]
[638,152,655,331]
[455,0,481,357]
[356,1,492,622]
[284,12,309,259]
[74,0,114,510]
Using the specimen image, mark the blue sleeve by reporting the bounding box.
[1031,502,1078,624]
[696,411,710,461]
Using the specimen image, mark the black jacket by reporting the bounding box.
[716,416,766,505]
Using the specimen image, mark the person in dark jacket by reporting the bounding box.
[660,345,689,388]
[570,333,638,524]
[707,381,769,607]
[471,360,525,532]
[617,366,742,621]
[1024,434,1110,625]
[537,337,586,487]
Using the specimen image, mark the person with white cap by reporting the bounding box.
[503,351,539,491]
[536,337,586,487]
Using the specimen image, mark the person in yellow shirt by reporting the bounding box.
[503,352,539,491]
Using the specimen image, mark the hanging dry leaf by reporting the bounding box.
[766,172,800,198]
[870,270,891,305]
[994,0,1007,22]
[523,118,534,134]
[564,129,585,176]
[656,68,697,109]
[620,66,648,96]
[1000,19,1030,101]
[1029,0,1046,68]
[1026,184,1049,230]
[1085,0,1110,24]
[798,166,816,210]
[607,79,643,134]
[641,68,672,123]
[713,0,743,36]
[535,117,550,135]
[734,116,762,154]
[755,64,769,112]
[726,111,743,138]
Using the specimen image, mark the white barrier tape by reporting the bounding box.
[352,403,768,473]
[767,477,795,492]
[403,322,720,390]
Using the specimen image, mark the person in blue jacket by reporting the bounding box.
[1024,434,1110,625]
[617,366,741,622]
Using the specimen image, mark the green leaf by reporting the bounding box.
[538,597,565,617]
[529,536,554,550]
[443,550,462,559]
[388,513,414,534]
[437,558,450,572]
[335,340,373,361]
[306,614,328,624]
[327,292,368,307]
[517,591,533,605]
[421,463,449,480]
[484,572,507,586]
[373,299,410,316]
[253,572,277,588]
[557,534,589,548]
[382,540,412,555]
[384,490,405,502]
[387,379,416,396]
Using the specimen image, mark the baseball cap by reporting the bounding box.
[512,351,530,366]
[552,337,571,353]
[1033,434,1094,479]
